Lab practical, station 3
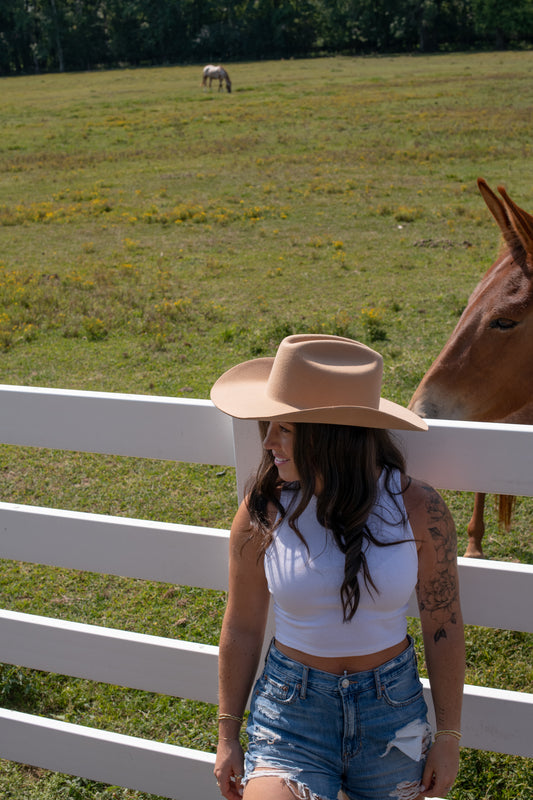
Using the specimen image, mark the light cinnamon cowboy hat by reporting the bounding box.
[211,334,427,431]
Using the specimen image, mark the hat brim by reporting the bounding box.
[211,357,428,432]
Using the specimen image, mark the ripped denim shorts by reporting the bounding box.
[244,637,431,800]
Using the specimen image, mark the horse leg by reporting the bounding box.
[465,492,485,558]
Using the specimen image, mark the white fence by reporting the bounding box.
[0,385,532,799]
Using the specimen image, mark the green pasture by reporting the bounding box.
[0,54,532,798]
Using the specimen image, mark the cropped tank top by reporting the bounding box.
[263,468,418,657]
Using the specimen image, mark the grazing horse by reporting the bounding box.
[409,178,533,558]
[202,65,232,93]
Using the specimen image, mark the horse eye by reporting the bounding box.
[489,318,517,330]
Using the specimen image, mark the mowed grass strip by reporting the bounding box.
[0,54,532,798]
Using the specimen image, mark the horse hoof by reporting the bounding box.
[464,545,484,559]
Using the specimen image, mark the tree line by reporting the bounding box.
[1,0,533,76]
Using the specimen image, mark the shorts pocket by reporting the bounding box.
[380,667,424,708]
[255,673,300,705]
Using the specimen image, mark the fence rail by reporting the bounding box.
[0,386,531,799]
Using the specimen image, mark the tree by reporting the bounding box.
[472,0,533,48]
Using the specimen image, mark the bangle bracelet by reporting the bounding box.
[220,736,239,741]
[218,713,243,724]
[434,729,462,741]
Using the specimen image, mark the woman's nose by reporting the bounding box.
[262,423,275,450]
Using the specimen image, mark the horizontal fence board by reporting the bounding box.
[0,708,218,800]
[0,386,235,465]
[232,418,533,501]
[0,611,219,703]
[399,419,533,496]
[1,389,532,496]
[2,610,531,760]
[454,558,533,633]
[420,681,533,758]
[1,505,532,632]
[0,503,230,590]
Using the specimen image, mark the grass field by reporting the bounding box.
[0,53,532,798]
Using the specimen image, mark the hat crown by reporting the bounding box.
[267,335,383,411]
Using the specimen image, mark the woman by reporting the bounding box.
[211,334,465,800]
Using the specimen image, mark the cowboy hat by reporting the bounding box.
[210,334,427,431]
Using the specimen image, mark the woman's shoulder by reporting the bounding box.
[402,475,445,509]
[401,476,455,544]
[230,494,278,549]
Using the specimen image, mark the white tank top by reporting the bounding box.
[264,469,417,657]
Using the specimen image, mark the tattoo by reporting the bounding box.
[434,626,447,643]
[416,486,459,643]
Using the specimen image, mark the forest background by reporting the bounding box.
[2,0,533,76]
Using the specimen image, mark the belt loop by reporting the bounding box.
[265,637,274,664]
[374,667,382,699]
[300,665,309,699]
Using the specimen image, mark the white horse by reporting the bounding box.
[201,64,232,93]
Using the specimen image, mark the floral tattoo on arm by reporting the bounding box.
[416,486,459,644]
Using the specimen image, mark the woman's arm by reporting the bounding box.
[405,479,465,799]
[214,498,271,800]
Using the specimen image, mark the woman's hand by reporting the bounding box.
[416,736,460,798]
[214,738,245,800]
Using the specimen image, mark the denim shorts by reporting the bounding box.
[244,638,431,800]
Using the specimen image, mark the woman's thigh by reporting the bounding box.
[243,774,307,800]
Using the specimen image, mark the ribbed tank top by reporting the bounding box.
[264,468,417,657]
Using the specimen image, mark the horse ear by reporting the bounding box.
[497,185,533,260]
[477,178,516,249]
[478,178,533,267]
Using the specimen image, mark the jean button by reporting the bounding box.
[341,678,350,688]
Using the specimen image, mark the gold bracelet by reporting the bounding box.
[218,713,243,724]
[434,729,462,741]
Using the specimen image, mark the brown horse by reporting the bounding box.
[409,178,533,558]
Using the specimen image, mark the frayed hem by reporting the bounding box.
[245,769,335,800]
[389,780,425,800]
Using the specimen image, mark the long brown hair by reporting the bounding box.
[247,422,409,622]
